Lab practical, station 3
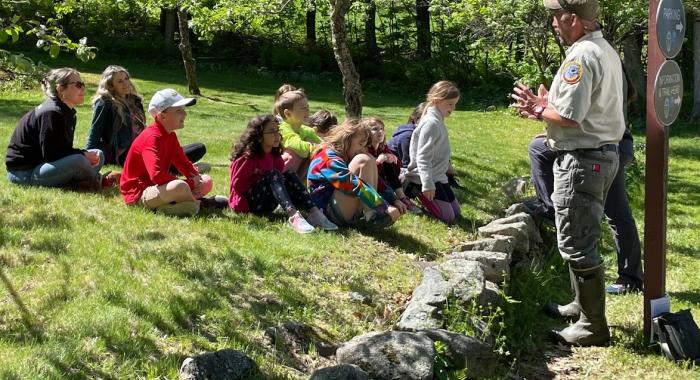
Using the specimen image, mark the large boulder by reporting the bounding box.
[310,364,370,380]
[417,329,497,378]
[179,349,256,380]
[336,331,435,380]
[447,251,510,284]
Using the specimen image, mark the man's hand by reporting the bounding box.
[511,82,548,120]
[422,190,435,202]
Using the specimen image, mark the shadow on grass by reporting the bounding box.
[361,227,438,260]
[668,242,699,258]
[0,268,45,341]
[669,290,700,306]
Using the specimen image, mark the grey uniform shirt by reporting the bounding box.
[406,106,451,192]
[546,30,625,151]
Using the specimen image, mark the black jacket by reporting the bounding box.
[5,97,84,171]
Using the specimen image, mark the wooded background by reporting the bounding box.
[2,0,699,119]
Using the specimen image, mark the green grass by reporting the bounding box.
[1,57,699,379]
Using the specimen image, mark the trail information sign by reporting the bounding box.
[653,59,684,126]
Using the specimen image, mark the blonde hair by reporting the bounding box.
[272,83,298,115]
[92,65,142,123]
[273,90,307,119]
[426,80,460,105]
[41,68,80,98]
[321,118,371,161]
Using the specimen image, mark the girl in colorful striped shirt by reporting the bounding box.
[307,119,401,228]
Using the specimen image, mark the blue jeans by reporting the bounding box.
[7,149,104,187]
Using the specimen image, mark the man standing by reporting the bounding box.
[512,0,625,346]
[119,89,213,216]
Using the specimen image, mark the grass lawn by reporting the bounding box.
[1,56,699,379]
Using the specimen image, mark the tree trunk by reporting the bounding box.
[416,0,431,59]
[622,32,646,117]
[161,7,177,48]
[177,6,200,95]
[306,0,317,49]
[364,0,380,63]
[330,0,363,118]
[691,18,700,122]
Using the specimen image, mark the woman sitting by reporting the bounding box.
[6,67,107,191]
[86,65,207,172]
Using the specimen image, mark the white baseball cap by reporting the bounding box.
[148,88,196,117]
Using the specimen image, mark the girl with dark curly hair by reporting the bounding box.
[229,114,337,233]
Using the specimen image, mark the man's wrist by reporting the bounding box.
[534,105,546,121]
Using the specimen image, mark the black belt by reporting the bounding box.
[557,144,618,156]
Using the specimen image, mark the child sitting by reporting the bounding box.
[273,88,321,178]
[388,102,427,169]
[364,117,421,214]
[229,114,337,233]
[307,119,401,229]
[308,109,338,138]
[405,81,462,223]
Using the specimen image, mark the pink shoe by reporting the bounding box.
[288,211,315,234]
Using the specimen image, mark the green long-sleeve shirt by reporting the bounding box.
[279,120,321,158]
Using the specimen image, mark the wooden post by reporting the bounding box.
[644,0,669,339]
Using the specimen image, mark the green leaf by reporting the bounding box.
[49,44,60,58]
[0,31,7,44]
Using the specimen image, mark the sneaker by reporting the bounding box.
[199,195,229,210]
[605,283,643,295]
[288,211,315,234]
[306,210,339,231]
[401,197,422,214]
[156,201,199,216]
[194,162,212,174]
[359,212,394,230]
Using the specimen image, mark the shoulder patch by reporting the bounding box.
[562,61,583,84]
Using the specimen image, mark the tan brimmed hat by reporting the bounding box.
[543,0,599,21]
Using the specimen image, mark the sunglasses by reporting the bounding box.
[263,128,281,135]
[65,81,86,89]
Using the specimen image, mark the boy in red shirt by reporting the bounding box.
[119,89,213,215]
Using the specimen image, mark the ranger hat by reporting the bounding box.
[543,0,599,21]
[148,88,196,117]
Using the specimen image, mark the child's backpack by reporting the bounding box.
[653,309,700,363]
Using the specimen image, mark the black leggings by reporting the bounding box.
[379,163,402,190]
[244,170,315,213]
[171,143,207,175]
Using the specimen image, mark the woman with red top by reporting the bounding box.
[229,114,337,233]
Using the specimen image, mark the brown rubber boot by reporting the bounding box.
[544,264,581,320]
[550,264,611,346]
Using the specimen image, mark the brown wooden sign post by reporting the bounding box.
[644,0,685,339]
